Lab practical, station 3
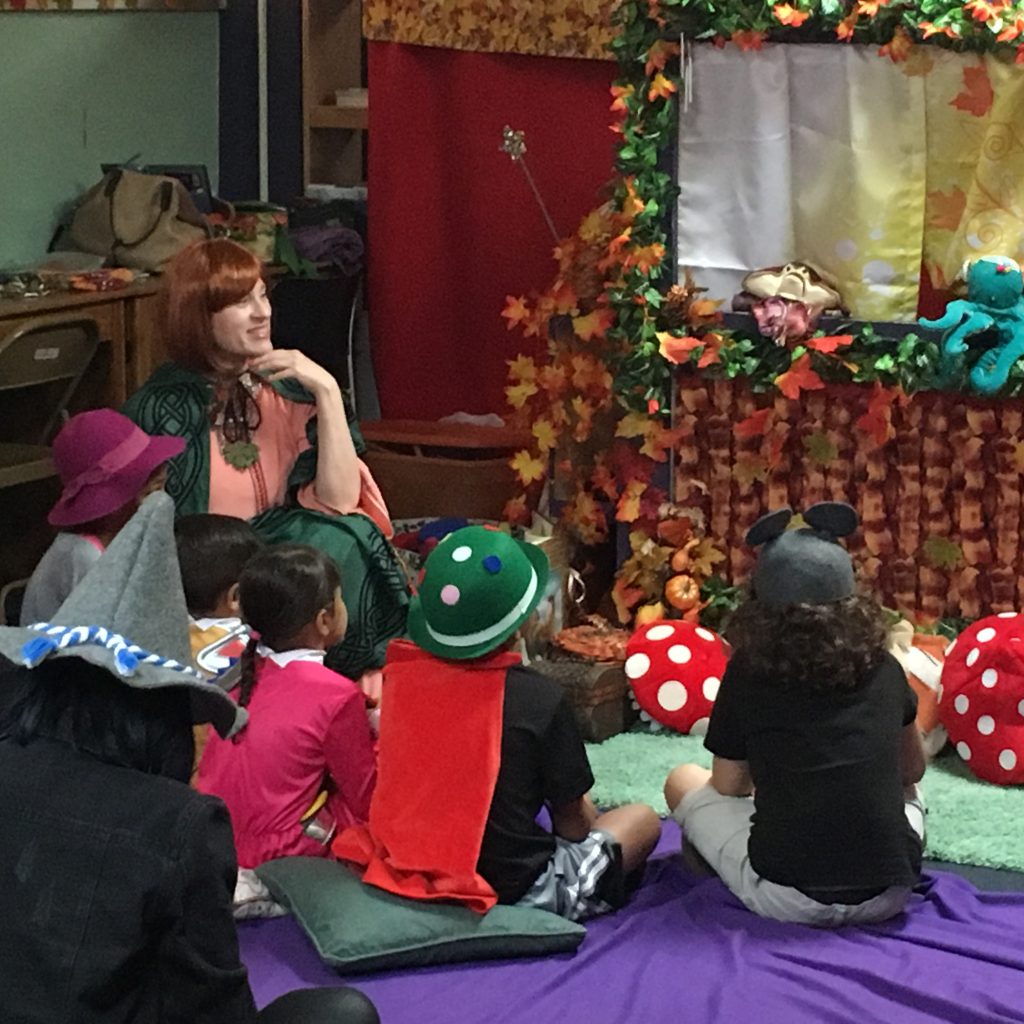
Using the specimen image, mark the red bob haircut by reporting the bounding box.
[161,238,263,373]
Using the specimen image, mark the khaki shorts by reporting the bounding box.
[673,783,926,927]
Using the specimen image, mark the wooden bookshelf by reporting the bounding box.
[301,0,366,188]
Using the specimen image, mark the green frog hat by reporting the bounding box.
[408,525,550,660]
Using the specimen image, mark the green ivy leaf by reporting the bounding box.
[922,536,963,571]
[804,431,838,465]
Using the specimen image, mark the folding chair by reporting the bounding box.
[0,317,101,489]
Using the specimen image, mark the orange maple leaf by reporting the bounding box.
[611,576,646,624]
[647,72,677,102]
[616,479,648,523]
[502,494,531,527]
[572,307,616,342]
[854,382,901,446]
[773,3,810,26]
[806,334,854,354]
[571,396,596,442]
[538,363,568,397]
[627,242,666,275]
[927,187,967,232]
[591,460,619,501]
[644,39,680,78]
[879,27,913,62]
[506,353,537,382]
[658,333,703,365]
[997,17,1024,41]
[697,335,722,368]
[775,353,824,399]
[734,407,773,439]
[918,20,958,38]
[835,13,857,40]
[965,0,1008,23]
[951,65,994,118]
[510,449,546,486]
[689,297,724,324]
[501,295,530,330]
[855,0,889,15]
[609,83,635,113]
[731,29,766,50]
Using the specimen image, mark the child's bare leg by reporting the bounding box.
[592,803,661,874]
[664,763,712,815]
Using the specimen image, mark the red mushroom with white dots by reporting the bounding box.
[938,612,1024,785]
[624,620,730,734]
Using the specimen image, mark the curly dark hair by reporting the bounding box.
[724,592,890,692]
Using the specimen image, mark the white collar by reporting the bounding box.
[191,616,244,631]
[256,644,326,668]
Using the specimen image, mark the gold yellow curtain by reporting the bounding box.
[363,0,616,60]
[924,51,1024,292]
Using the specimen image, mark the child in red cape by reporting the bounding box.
[334,525,660,920]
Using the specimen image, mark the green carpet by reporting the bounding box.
[586,731,1024,873]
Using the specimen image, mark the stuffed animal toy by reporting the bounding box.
[920,255,1024,395]
[625,619,729,733]
[938,613,1024,785]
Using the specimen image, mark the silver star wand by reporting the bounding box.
[500,126,561,245]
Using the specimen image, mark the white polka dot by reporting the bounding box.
[668,644,692,665]
[657,680,688,712]
[954,694,970,714]
[625,653,650,680]
[966,648,981,667]
[977,715,995,736]
[976,627,997,643]
[1019,699,1024,718]
[835,239,858,261]
[695,628,715,642]
[645,624,675,641]
[451,545,472,562]
[998,611,1019,618]
[957,741,972,761]
[702,676,721,701]
[999,749,1018,771]
[690,716,711,735]
[982,668,998,688]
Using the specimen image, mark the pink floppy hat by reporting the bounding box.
[48,410,185,528]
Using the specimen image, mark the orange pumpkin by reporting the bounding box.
[665,573,701,611]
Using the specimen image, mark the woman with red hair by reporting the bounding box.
[124,239,408,679]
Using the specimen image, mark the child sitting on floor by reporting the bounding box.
[664,503,926,928]
[175,513,264,680]
[196,544,377,870]
[334,525,661,920]
[20,409,184,625]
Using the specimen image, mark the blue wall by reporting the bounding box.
[0,13,219,267]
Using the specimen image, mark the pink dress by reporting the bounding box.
[195,650,377,868]
[207,386,391,535]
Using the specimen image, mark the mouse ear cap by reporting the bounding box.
[745,507,792,547]
[803,502,858,539]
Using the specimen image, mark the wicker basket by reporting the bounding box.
[530,658,637,743]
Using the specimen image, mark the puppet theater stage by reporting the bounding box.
[241,1,1024,1019]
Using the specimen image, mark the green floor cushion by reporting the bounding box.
[256,857,586,974]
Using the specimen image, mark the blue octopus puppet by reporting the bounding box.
[919,255,1024,395]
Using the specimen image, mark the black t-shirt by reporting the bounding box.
[705,651,922,903]
[476,666,595,904]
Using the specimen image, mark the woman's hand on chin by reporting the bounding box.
[249,349,339,398]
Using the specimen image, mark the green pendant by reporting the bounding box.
[222,440,260,470]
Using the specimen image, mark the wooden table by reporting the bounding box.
[0,279,164,408]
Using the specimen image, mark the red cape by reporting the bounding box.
[332,639,518,913]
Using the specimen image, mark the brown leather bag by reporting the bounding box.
[68,169,211,272]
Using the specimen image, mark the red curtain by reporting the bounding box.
[367,42,616,420]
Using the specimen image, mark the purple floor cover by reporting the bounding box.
[239,822,1024,1023]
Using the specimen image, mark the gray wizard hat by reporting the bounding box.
[0,491,246,738]
[747,502,858,609]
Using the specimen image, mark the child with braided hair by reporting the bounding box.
[196,544,377,869]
